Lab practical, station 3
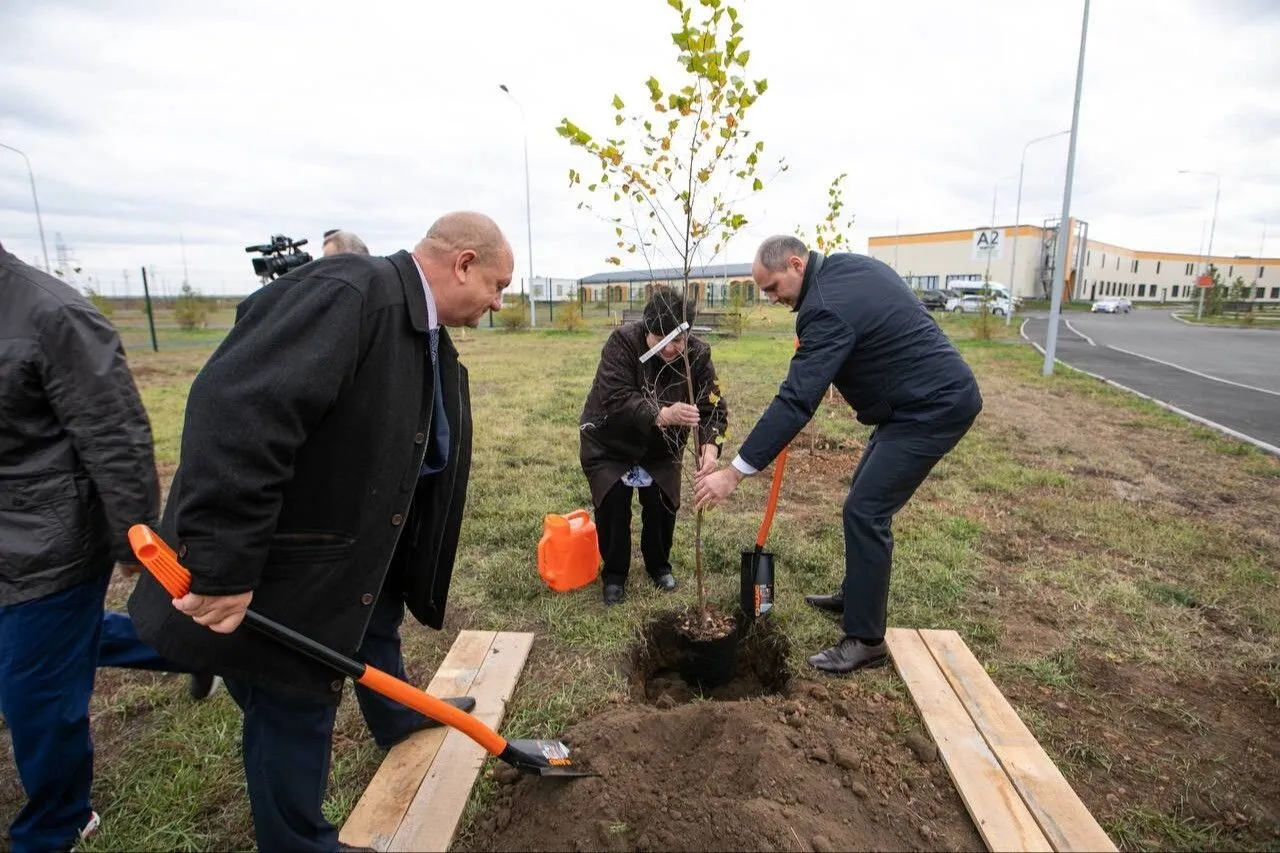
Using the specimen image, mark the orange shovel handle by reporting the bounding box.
[126,524,508,758]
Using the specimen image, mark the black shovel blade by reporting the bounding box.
[500,739,600,778]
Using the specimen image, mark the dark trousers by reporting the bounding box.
[224,585,428,853]
[0,568,191,853]
[841,416,976,640]
[595,480,677,585]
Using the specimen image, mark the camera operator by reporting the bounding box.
[322,228,369,257]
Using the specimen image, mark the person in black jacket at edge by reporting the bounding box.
[0,241,217,853]
[695,235,982,675]
[128,212,511,853]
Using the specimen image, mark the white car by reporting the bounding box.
[947,294,1012,316]
[1091,298,1132,314]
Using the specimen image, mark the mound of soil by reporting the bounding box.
[461,680,981,853]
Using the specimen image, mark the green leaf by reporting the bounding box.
[737,49,750,66]
[667,0,682,10]
[752,177,763,191]
[754,79,768,95]
[612,94,625,110]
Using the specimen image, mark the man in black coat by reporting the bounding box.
[0,242,214,853]
[128,211,513,852]
[695,235,982,674]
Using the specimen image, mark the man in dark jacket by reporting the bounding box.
[579,287,728,605]
[0,242,214,853]
[128,211,512,852]
[695,236,982,674]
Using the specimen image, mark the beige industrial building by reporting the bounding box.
[868,220,1280,305]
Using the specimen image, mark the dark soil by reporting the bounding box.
[461,615,982,853]
[463,684,982,853]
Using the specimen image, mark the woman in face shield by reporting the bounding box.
[577,287,729,605]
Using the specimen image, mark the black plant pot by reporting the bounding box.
[674,620,740,690]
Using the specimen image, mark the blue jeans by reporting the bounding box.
[226,585,426,853]
[0,569,191,853]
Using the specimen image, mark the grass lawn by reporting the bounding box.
[3,307,1276,852]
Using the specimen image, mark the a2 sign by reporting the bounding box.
[971,229,1003,262]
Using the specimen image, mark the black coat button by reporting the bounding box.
[361,593,374,605]
[330,679,342,692]
[391,513,403,526]
[178,544,188,558]
[414,432,426,444]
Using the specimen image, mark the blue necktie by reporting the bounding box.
[420,327,450,476]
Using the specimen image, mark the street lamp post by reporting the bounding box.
[1178,170,1221,321]
[500,84,537,328]
[0,141,51,273]
[1042,0,1090,377]
[1006,130,1070,326]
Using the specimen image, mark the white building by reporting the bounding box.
[528,276,582,303]
[868,220,1280,305]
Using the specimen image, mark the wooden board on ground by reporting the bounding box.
[338,630,533,852]
[919,629,1117,852]
[885,627,1117,853]
[885,628,1053,853]
[389,631,535,852]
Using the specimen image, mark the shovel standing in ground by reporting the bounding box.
[741,419,788,624]
[740,338,797,624]
[128,525,597,778]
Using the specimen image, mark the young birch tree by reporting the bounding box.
[558,0,785,627]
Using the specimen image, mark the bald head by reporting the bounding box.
[415,211,510,266]
[412,211,514,328]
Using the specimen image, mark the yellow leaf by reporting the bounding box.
[708,392,720,404]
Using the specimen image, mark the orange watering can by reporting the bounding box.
[538,509,600,592]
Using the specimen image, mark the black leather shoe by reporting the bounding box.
[808,636,888,674]
[417,695,476,728]
[383,696,477,749]
[603,584,626,606]
[652,573,677,592]
[804,591,844,614]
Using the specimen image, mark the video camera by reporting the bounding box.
[245,234,313,283]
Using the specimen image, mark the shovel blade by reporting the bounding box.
[501,739,599,778]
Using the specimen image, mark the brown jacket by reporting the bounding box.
[579,322,727,508]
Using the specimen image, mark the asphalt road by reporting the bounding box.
[1021,309,1280,451]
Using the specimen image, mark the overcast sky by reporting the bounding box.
[2,0,1278,296]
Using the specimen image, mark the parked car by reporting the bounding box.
[1091,297,1132,314]
[915,290,949,311]
[947,294,1012,316]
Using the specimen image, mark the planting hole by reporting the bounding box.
[629,610,789,704]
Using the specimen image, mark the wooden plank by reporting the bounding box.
[339,630,498,851]
[920,630,1117,852]
[885,628,1053,853]
[389,632,536,852]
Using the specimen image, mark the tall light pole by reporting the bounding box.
[1006,130,1070,325]
[0,141,51,273]
[1178,170,1221,321]
[500,84,537,328]
[1042,0,1090,377]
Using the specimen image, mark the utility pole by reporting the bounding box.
[1042,0,1090,377]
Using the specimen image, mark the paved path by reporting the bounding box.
[1021,310,1280,452]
